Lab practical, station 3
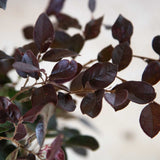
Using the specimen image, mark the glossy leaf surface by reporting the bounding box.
[33,13,54,52]
[84,16,103,40]
[112,14,133,43]
[112,42,132,71]
[140,102,160,138]
[82,62,117,89]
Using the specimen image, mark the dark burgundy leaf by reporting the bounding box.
[0,59,13,75]
[57,92,76,112]
[112,14,133,43]
[46,0,65,15]
[84,16,103,40]
[23,26,34,40]
[13,123,27,141]
[97,45,113,62]
[66,135,99,150]
[49,59,82,83]
[112,42,132,71]
[46,135,63,160]
[140,102,160,138]
[69,34,84,53]
[80,89,104,118]
[152,36,160,55]
[36,121,45,147]
[56,13,81,30]
[51,30,71,49]
[82,62,117,89]
[114,81,156,104]
[33,13,54,52]
[104,89,130,111]
[88,0,96,12]
[0,0,7,9]
[42,48,78,62]
[0,50,14,60]
[142,61,160,85]
[0,109,8,123]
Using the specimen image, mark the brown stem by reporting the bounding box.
[83,59,97,67]
[116,76,126,82]
[133,55,157,61]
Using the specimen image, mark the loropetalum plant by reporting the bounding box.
[0,0,160,159]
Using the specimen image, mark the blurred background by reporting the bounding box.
[0,0,160,160]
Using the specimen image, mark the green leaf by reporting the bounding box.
[65,135,99,151]
[0,121,14,133]
[5,148,18,160]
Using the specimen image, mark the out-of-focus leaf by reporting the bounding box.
[56,13,81,30]
[23,25,34,40]
[46,0,65,15]
[72,147,88,157]
[82,62,117,89]
[112,42,132,71]
[0,59,13,75]
[114,81,156,104]
[33,13,54,52]
[36,121,45,147]
[49,59,82,83]
[42,48,78,62]
[80,89,104,118]
[97,45,113,62]
[0,51,14,60]
[104,89,130,111]
[0,121,13,133]
[0,74,11,85]
[13,123,27,141]
[140,102,160,138]
[0,0,7,10]
[112,14,133,43]
[142,61,160,85]
[88,0,96,12]
[65,135,99,150]
[47,114,57,130]
[152,35,160,55]
[5,148,18,160]
[84,16,103,40]
[56,92,76,112]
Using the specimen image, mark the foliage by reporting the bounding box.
[0,0,159,159]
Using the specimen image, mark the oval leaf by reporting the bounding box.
[82,62,117,89]
[152,35,160,55]
[33,13,54,52]
[36,121,45,147]
[140,102,160,138]
[142,61,160,85]
[112,14,133,43]
[114,81,156,104]
[88,0,96,12]
[112,42,132,71]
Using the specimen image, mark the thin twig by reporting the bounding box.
[133,55,157,61]
[83,59,97,67]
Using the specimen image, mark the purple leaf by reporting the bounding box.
[23,25,34,40]
[152,35,160,55]
[140,102,160,138]
[57,92,76,112]
[112,42,132,71]
[88,0,96,12]
[42,48,78,62]
[46,0,65,15]
[33,13,54,52]
[112,14,133,43]
[84,16,103,40]
[49,59,82,83]
[82,62,117,89]
[80,89,104,118]
[104,89,129,111]
[13,123,27,141]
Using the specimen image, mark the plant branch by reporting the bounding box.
[133,55,157,61]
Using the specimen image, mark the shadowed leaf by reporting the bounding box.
[152,35,160,55]
[0,121,13,133]
[6,148,18,160]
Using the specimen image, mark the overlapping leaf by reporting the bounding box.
[84,16,103,40]
[97,45,113,62]
[140,102,160,138]
[104,89,129,111]
[142,61,160,85]
[49,59,82,83]
[56,13,81,30]
[112,42,132,71]
[42,48,78,62]
[56,92,76,112]
[114,81,156,104]
[82,62,117,89]
[46,0,65,15]
[112,14,133,43]
[33,13,54,52]
[152,35,160,55]
[80,89,104,118]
